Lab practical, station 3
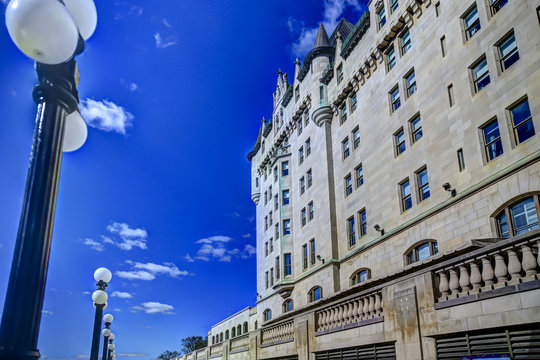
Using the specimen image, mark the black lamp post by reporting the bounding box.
[90,268,112,360]
[107,334,116,360]
[0,0,95,359]
[101,314,113,360]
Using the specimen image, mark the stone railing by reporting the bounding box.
[230,334,249,352]
[209,344,223,357]
[186,354,194,360]
[435,235,539,302]
[315,290,383,333]
[261,319,294,346]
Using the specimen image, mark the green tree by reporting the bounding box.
[157,350,181,360]
[180,335,208,354]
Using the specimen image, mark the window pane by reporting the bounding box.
[417,242,431,261]
[512,100,532,126]
[359,270,368,282]
[497,212,509,237]
[511,197,539,234]
[484,121,500,143]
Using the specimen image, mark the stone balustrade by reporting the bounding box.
[315,290,383,332]
[196,349,206,359]
[261,319,294,346]
[230,334,249,352]
[210,344,223,357]
[186,354,194,360]
[436,237,539,302]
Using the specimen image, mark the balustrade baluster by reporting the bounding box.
[494,253,508,285]
[469,262,482,291]
[317,312,323,331]
[481,257,495,287]
[449,268,460,296]
[321,309,329,330]
[362,296,369,320]
[368,295,375,317]
[459,265,471,293]
[337,304,344,327]
[374,293,382,316]
[352,299,360,322]
[507,249,522,281]
[438,271,450,298]
[347,301,354,324]
[521,244,538,277]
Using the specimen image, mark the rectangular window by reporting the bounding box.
[410,114,423,143]
[490,0,508,15]
[301,208,307,226]
[447,83,454,107]
[270,268,274,286]
[306,138,311,156]
[304,111,310,125]
[302,244,308,270]
[283,191,290,205]
[457,148,465,171]
[416,167,430,202]
[265,216,268,230]
[270,237,273,252]
[395,128,406,155]
[390,0,398,12]
[345,174,353,197]
[386,46,396,71]
[308,201,314,220]
[265,271,269,289]
[307,169,312,188]
[497,31,519,71]
[295,85,300,102]
[482,119,503,161]
[265,241,268,256]
[378,6,386,29]
[342,137,350,159]
[400,178,412,211]
[359,209,367,237]
[269,211,273,226]
[283,219,291,235]
[274,194,278,210]
[347,216,356,247]
[264,191,268,205]
[350,92,358,112]
[275,223,279,239]
[435,2,440,16]
[300,176,305,195]
[298,146,304,164]
[390,86,401,112]
[405,70,416,97]
[269,185,272,198]
[282,161,289,176]
[276,256,280,279]
[355,164,363,188]
[297,118,303,136]
[401,28,411,54]
[284,253,292,276]
[340,105,348,124]
[337,63,344,83]
[274,166,278,182]
[510,98,535,144]
[440,35,446,57]
[310,239,316,265]
[471,56,490,93]
[353,127,360,149]
[463,5,481,40]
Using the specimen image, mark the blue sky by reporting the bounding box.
[0,0,366,359]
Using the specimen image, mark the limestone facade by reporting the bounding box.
[176,0,540,359]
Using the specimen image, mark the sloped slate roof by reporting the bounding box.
[329,18,355,46]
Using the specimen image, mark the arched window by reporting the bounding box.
[254,320,258,330]
[263,309,272,322]
[282,299,293,313]
[225,330,229,340]
[350,268,371,286]
[219,332,223,342]
[231,327,236,338]
[237,324,242,336]
[495,194,539,237]
[405,240,438,265]
[243,321,248,333]
[212,335,215,344]
[308,286,322,302]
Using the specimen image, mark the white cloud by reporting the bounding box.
[247,216,255,222]
[289,0,365,57]
[42,310,54,315]
[131,302,174,314]
[154,33,177,49]
[105,222,148,251]
[80,99,134,135]
[241,233,251,238]
[111,291,133,299]
[116,261,189,281]
[83,291,91,295]
[82,238,104,252]
[115,270,155,281]
[188,235,256,262]
[243,244,256,257]
[230,211,241,217]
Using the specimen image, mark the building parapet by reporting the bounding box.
[229,334,249,353]
[261,319,294,347]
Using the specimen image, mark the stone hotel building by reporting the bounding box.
[175,0,540,359]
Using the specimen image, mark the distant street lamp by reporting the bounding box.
[90,268,112,360]
[101,314,113,360]
[0,0,96,359]
[108,333,115,360]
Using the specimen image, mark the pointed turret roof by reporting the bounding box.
[314,23,330,48]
